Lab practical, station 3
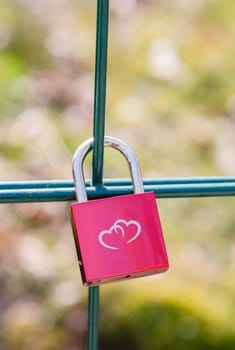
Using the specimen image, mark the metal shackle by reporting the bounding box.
[72,136,144,203]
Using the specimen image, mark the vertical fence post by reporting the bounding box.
[87,1,109,350]
[92,0,109,184]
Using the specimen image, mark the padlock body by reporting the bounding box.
[71,192,168,286]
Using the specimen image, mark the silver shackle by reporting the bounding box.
[72,136,144,203]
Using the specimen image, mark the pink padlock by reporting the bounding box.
[71,136,169,286]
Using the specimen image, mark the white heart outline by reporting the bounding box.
[98,219,141,250]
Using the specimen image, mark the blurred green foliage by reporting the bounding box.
[0,0,235,349]
[100,286,235,350]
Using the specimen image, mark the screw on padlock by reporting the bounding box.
[71,136,169,286]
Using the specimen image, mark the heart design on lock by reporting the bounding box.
[98,219,141,250]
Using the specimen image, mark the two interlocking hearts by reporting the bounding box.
[98,219,141,250]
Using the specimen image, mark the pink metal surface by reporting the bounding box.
[71,192,169,286]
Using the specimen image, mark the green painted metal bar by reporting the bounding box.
[89,0,109,349]
[1,182,235,203]
[92,0,109,185]
[1,176,235,189]
[87,286,100,350]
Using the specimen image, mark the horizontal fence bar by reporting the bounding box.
[1,176,235,189]
[0,180,235,203]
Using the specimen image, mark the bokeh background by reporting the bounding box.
[1,0,235,349]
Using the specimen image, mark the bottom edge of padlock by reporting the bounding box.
[82,266,169,287]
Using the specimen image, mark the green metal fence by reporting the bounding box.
[1,1,235,349]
